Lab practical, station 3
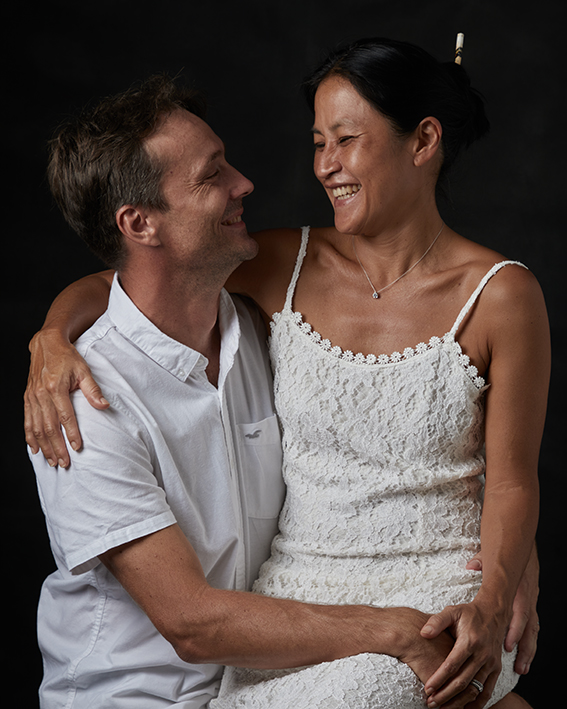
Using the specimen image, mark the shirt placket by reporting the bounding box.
[218,385,247,591]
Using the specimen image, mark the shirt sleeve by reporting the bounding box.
[31,391,176,574]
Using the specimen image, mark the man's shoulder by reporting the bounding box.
[74,311,117,357]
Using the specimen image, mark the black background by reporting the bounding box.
[6,1,564,705]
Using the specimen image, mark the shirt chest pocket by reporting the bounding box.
[236,415,285,519]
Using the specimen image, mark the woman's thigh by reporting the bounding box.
[492,693,532,709]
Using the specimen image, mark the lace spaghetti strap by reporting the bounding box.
[283,226,310,312]
[450,260,528,337]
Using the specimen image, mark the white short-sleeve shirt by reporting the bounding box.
[31,276,285,708]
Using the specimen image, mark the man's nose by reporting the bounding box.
[230,165,254,198]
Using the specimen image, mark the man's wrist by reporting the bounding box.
[365,606,425,659]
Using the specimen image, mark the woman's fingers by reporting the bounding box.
[24,353,109,468]
[429,668,497,709]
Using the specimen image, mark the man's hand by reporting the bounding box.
[24,328,108,467]
[503,546,540,675]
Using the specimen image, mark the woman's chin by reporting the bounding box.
[333,213,359,235]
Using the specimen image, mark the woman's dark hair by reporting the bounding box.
[47,74,207,268]
[303,37,489,185]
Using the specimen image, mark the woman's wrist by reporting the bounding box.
[470,587,513,639]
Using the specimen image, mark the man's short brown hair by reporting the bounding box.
[47,75,206,268]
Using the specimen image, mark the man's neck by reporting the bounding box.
[118,268,225,386]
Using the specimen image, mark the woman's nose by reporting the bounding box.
[314,148,341,180]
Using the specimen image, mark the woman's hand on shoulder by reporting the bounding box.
[24,270,113,468]
[24,328,109,468]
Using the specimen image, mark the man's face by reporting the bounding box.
[144,109,256,278]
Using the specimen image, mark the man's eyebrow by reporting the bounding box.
[204,147,224,165]
[193,145,225,179]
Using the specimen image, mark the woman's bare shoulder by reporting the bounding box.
[446,232,537,291]
[226,227,305,314]
[449,233,547,334]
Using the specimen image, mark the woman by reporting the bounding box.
[26,38,547,707]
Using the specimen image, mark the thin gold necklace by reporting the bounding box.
[351,223,444,300]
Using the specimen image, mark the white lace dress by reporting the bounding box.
[211,227,522,708]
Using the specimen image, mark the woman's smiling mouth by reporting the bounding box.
[332,184,361,199]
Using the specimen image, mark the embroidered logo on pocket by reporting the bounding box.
[244,430,262,439]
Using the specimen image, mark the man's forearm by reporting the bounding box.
[100,524,439,673]
[170,585,408,668]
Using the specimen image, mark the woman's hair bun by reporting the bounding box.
[440,60,490,153]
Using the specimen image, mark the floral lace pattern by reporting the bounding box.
[272,309,487,389]
[212,233,523,708]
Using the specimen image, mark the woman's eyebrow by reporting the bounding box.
[311,120,357,134]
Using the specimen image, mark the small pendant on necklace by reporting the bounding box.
[372,291,380,299]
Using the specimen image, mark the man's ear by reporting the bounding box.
[412,116,443,168]
[116,205,161,247]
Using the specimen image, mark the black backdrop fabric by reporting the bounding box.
[6,1,564,705]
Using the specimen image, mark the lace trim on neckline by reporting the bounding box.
[271,310,486,389]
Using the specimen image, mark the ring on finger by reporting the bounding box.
[470,679,484,694]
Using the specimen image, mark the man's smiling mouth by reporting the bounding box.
[222,215,243,226]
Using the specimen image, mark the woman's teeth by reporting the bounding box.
[332,184,361,199]
[222,215,242,226]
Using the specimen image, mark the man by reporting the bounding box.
[27,76,538,708]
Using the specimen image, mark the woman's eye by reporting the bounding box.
[313,142,325,151]
[338,136,354,144]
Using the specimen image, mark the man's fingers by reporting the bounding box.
[504,608,529,653]
[512,613,539,675]
[465,551,482,571]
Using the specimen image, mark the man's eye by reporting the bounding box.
[338,136,354,144]
[206,170,220,180]
[313,142,324,151]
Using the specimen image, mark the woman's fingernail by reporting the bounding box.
[47,458,56,467]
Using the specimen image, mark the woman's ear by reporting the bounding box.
[116,205,161,247]
[412,116,443,168]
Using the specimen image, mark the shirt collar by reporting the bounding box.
[217,288,241,392]
[107,275,241,384]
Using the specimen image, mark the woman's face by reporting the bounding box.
[312,75,420,237]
